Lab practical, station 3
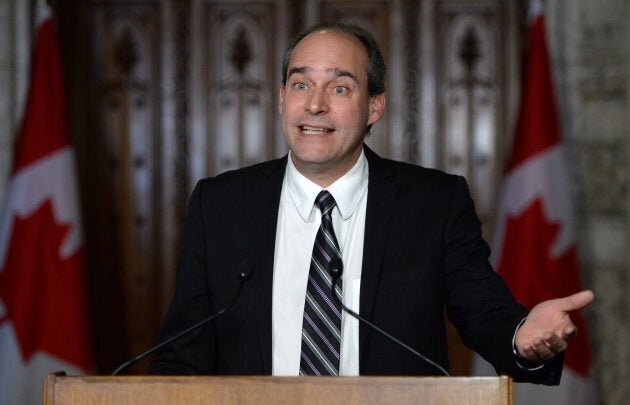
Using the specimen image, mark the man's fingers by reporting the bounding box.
[555,290,595,312]
[544,333,569,353]
[521,344,544,362]
[522,338,557,363]
[533,338,554,358]
[562,325,578,341]
[517,327,574,363]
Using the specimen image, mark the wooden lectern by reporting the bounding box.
[43,374,512,404]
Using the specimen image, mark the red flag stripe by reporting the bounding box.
[11,18,70,174]
[506,14,560,172]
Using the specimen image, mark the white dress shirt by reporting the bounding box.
[272,151,369,376]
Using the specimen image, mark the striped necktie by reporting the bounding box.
[299,190,343,376]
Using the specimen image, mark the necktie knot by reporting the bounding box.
[315,190,336,217]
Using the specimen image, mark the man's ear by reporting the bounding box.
[279,85,286,115]
[368,93,386,126]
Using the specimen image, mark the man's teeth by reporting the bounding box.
[301,126,331,134]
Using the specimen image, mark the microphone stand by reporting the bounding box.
[111,272,251,375]
[330,266,450,377]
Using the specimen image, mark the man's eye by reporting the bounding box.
[294,82,307,90]
[333,86,348,95]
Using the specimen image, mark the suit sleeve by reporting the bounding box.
[149,179,218,374]
[443,176,563,384]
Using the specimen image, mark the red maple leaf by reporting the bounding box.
[0,200,91,370]
[497,198,591,376]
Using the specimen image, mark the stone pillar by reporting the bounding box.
[548,0,630,403]
[0,0,32,206]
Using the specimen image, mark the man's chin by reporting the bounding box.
[289,147,332,164]
[291,156,331,170]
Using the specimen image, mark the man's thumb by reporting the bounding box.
[557,290,595,312]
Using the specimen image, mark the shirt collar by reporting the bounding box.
[285,150,369,222]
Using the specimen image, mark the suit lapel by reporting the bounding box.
[249,156,287,374]
[359,146,399,359]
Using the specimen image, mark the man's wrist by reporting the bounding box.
[512,317,546,371]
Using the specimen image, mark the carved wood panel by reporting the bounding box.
[437,0,519,238]
[189,0,286,185]
[87,0,175,372]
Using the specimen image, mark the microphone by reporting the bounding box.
[111,265,253,375]
[329,258,450,376]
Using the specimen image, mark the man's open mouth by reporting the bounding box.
[300,125,333,135]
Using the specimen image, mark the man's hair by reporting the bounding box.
[281,22,386,96]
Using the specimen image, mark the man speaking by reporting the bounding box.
[149,22,593,383]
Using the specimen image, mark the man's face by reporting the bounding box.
[279,30,385,186]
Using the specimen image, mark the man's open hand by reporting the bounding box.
[515,290,594,363]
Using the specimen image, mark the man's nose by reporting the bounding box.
[306,88,329,115]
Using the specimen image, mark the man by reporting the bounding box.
[149,23,593,383]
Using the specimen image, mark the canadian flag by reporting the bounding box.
[472,1,596,403]
[0,9,92,405]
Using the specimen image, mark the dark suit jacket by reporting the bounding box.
[149,145,562,384]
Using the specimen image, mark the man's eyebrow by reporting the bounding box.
[287,66,310,77]
[287,66,359,83]
[334,69,358,83]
